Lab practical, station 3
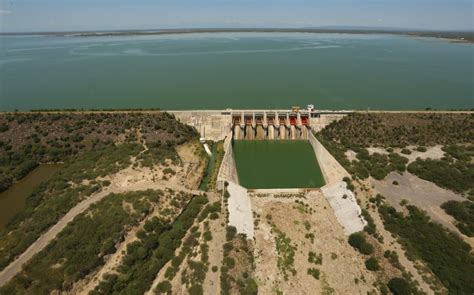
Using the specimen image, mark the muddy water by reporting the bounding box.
[0,164,62,227]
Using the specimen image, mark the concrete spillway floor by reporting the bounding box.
[256,125,266,140]
[280,126,287,139]
[300,126,308,140]
[245,125,255,140]
[290,125,296,140]
[268,125,275,140]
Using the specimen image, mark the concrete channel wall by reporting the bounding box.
[216,134,239,190]
[308,132,367,235]
[308,132,350,184]
[170,111,232,141]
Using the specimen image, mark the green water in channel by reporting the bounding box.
[233,140,325,189]
[1,33,473,111]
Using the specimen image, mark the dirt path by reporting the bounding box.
[202,192,225,294]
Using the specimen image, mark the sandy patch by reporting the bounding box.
[345,149,358,162]
[372,171,472,245]
[252,192,377,295]
[321,182,367,235]
[227,181,254,239]
[176,141,207,190]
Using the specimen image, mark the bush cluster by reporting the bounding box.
[441,200,474,237]
[319,113,474,147]
[0,190,161,294]
[93,195,208,294]
[348,232,374,255]
[379,204,474,294]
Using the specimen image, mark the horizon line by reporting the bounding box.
[1,26,474,35]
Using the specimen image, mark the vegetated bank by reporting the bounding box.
[92,194,209,294]
[317,113,474,193]
[0,112,196,192]
[0,112,199,271]
[0,189,188,294]
[378,203,474,294]
[317,112,474,294]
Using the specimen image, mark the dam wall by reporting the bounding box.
[216,134,239,190]
[308,132,366,235]
[169,109,350,141]
[308,132,350,184]
[170,111,232,141]
[309,113,347,132]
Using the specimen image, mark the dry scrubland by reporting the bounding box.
[0,111,473,295]
[0,112,215,294]
[318,112,474,294]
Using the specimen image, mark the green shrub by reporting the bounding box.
[307,268,320,279]
[224,257,235,269]
[188,284,203,295]
[308,251,322,265]
[155,280,172,294]
[361,209,376,235]
[348,232,374,255]
[226,226,237,241]
[388,278,414,295]
[365,257,380,271]
[416,146,427,152]
[401,148,412,155]
[242,278,258,295]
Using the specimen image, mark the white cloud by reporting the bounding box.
[0,10,12,14]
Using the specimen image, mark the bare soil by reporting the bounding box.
[372,171,473,247]
[251,192,377,294]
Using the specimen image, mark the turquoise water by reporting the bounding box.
[0,33,472,110]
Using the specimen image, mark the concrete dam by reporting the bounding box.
[231,111,311,140]
[170,108,350,141]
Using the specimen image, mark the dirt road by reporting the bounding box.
[0,179,201,287]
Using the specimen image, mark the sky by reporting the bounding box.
[0,0,472,32]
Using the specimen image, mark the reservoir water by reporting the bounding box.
[0,164,61,227]
[0,32,472,110]
[233,140,325,189]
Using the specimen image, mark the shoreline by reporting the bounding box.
[1,28,473,43]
